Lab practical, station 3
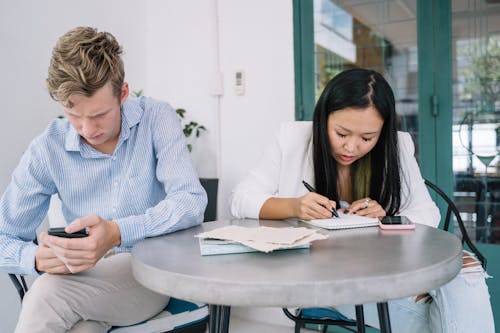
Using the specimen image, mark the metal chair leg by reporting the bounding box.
[220,306,231,333]
[208,305,231,333]
[209,304,220,333]
[355,304,366,333]
[377,302,392,333]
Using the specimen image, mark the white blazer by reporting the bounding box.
[231,121,440,227]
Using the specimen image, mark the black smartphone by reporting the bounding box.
[378,216,415,230]
[48,227,88,238]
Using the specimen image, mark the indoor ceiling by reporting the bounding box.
[336,0,500,47]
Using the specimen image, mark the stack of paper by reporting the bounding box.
[195,225,328,256]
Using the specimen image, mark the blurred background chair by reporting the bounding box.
[283,306,365,333]
[425,178,486,268]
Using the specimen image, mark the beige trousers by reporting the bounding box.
[15,253,169,333]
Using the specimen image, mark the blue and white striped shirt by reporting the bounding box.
[0,97,207,275]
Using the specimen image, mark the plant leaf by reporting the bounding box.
[132,89,143,97]
[176,108,186,118]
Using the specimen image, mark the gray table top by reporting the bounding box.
[131,219,462,308]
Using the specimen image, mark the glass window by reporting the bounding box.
[313,0,419,142]
[452,1,500,244]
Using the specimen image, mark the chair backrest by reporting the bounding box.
[8,237,38,302]
[199,178,218,222]
[9,274,28,301]
[424,178,487,269]
[49,180,219,224]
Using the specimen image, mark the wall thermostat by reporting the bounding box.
[235,70,245,96]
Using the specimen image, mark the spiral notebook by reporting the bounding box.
[301,212,379,230]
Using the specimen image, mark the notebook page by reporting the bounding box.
[301,212,379,230]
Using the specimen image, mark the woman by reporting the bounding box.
[231,68,494,332]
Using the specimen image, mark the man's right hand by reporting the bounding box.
[34,231,71,274]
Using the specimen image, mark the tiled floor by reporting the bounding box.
[201,307,322,333]
[216,315,319,333]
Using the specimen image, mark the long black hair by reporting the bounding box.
[312,68,401,215]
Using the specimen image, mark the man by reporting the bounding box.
[0,26,207,332]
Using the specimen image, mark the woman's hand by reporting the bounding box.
[347,197,386,218]
[293,192,336,220]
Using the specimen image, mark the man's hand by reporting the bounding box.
[46,214,121,274]
[34,231,71,274]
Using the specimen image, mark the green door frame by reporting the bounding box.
[417,0,454,207]
[293,0,315,121]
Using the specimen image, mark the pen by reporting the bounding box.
[302,180,339,218]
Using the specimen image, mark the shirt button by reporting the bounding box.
[113,182,118,187]
[112,156,117,161]
[112,207,117,213]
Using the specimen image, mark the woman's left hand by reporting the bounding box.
[347,197,386,218]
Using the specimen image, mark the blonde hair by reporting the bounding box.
[352,154,372,200]
[46,27,124,108]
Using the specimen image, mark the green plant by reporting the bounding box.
[458,36,500,111]
[131,90,206,152]
[174,108,206,152]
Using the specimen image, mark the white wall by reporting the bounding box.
[145,0,295,218]
[145,0,220,179]
[217,0,295,217]
[0,1,148,331]
[0,0,149,192]
[0,0,294,330]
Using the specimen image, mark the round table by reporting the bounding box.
[132,219,462,333]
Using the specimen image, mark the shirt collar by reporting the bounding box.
[64,97,143,153]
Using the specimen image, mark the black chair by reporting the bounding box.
[8,238,38,302]
[484,178,500,244]
[11,271,207,332]
[9,262,207,333]
[9,257,207,333]
[283,306,365,333]
[454,174,485,238]
[9,274,29,301]
[200,177,218,222]
[7,178,220,332]
[424,178,486,268]
[282,178,487,333]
